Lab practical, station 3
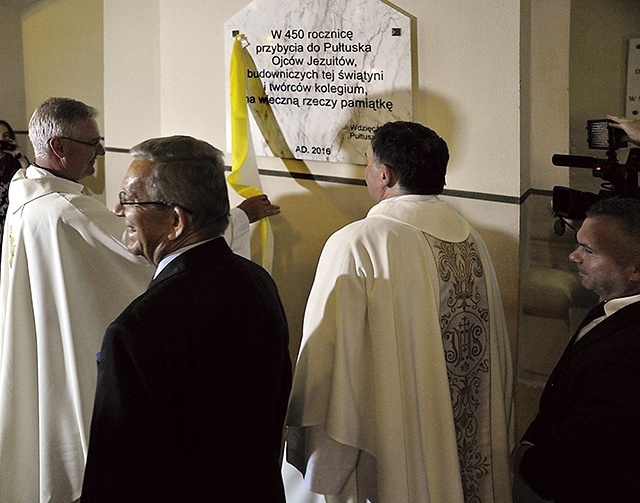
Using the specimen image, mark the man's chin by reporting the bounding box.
[579,277,592,290]
[79,167,96,180]
[126,242,141,257]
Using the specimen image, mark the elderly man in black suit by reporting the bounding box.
[515,197,640,503]
[81,135,291,502]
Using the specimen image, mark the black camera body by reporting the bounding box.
[551,119,640,228]
[0,140,17,151]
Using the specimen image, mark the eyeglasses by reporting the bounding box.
[118,191,192,213]
[59,136,103,149]
[119,191,174,208]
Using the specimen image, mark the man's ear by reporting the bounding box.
[49,137,65,160]
[630,259,640,283]
[380,163,397,188]
[167,205,191,240]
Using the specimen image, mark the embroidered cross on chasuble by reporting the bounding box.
[426,234,491,503]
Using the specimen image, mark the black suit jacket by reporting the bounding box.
[520,301,640,503]
[82,238,292,502]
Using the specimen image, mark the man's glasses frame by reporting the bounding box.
[59,136,103,149]
[118,191,192,213]
[118,191,174,208]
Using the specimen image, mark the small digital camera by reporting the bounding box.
[0,140,17,151]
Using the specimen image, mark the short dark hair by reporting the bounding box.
[370,121,449,195]
[130,136,230,237]
[0,120,16,140]
[586,197,640,237]
[587,197,640,262]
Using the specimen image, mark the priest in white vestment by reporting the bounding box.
[0,98,273,503]
[285,121,514,503]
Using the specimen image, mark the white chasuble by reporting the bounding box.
[426,234,493,502]
[0,167,256,502]
[0,167,153,503]
[285,196,514,503]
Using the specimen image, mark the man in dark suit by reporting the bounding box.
[515,197,640,503]
[81,135,291,502]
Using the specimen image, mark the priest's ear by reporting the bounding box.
[49,137,66,159]
[380,163,398,188]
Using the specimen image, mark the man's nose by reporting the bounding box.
[114,202,125,217]
[569,248,581,263]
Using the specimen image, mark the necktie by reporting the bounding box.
[550,301,607,375]
[573,301,606,343]
[578,301,606,329]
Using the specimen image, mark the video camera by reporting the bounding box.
[0,140,16,151]
[551,119,640,235]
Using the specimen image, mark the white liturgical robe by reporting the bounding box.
[285,196,514,503]
[0,166,252,503]
[0,167,154,502]
[226,207,251,259]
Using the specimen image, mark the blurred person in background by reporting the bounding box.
[0,119,29,247]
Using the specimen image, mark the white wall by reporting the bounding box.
[21,0,105,196]
[103,0,161,203]
[8,0,640,446]
[0,4,27,131]
[103,0,525,358]
[526,0,571,191]
[8,0,598,435]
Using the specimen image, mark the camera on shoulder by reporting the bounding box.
[551,119,640,234]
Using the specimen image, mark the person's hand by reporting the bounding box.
[237,194,281,223]
[607,115,640,146]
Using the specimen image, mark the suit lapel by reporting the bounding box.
[148,257,187,289]
[551,301,640,376]
[147,237,231,289]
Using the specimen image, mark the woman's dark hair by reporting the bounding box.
[0,120,16,140]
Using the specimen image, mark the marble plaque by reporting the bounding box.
[225,0,413,164]
[626,39,640,117]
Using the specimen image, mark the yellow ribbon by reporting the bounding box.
[228,34,274,270]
